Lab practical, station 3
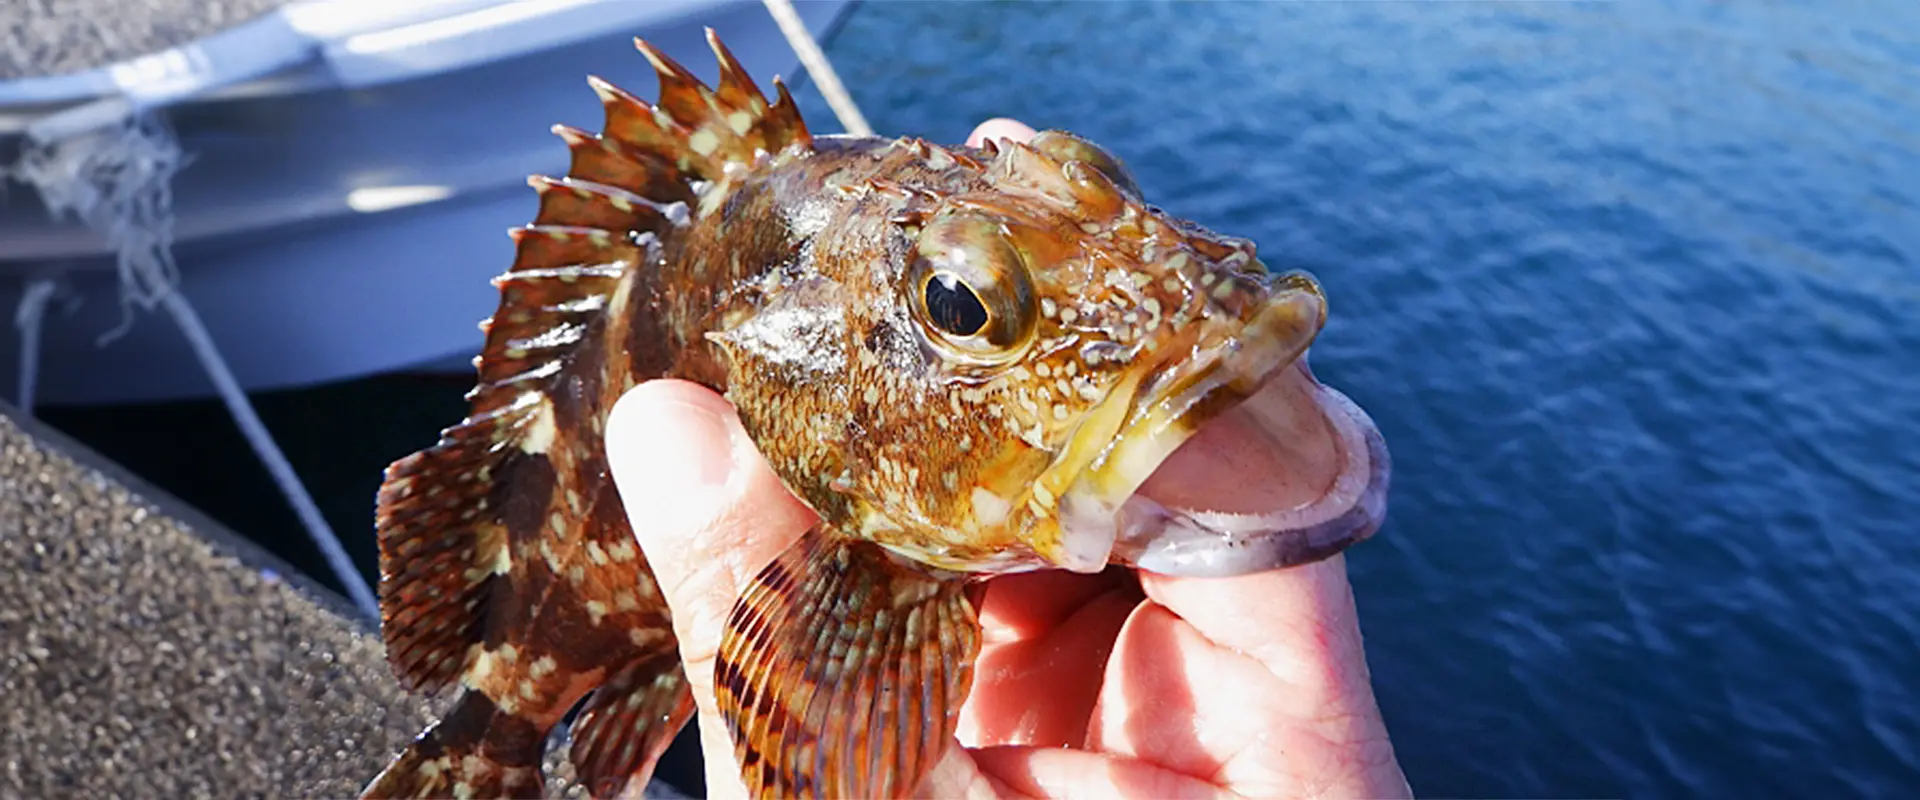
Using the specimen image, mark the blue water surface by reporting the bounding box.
[792,1,1920,796]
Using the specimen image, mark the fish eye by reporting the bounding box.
[924,272,989,337]
[907,212,1037,362]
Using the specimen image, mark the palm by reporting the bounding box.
[948,565,1406,799]
[964,569,1141,750]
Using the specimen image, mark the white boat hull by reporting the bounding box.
[0,0,856,406]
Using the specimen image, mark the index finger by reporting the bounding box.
[604,379,819,800]
[1093,557,1411,798]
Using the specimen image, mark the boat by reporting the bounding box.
[0,0,856,409]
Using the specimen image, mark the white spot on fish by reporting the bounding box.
[465,646,496,687]
[972,486,1011,526]
[688,127,720,157]
[727,110,755,136]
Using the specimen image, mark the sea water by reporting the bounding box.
[796,2,1920,796]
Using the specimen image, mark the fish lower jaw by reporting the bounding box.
[1112,378,1390,576]
[1059,358,1392,578]
[1041,289,1325,572]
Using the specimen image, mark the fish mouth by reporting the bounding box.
[1048,274,1392,578]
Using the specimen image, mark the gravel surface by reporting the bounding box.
[0,0,296,80]
[0,405,685,798]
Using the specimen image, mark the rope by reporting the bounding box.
[12,279,58,415]
[761,0,872,136]
[6,105,380,620]
[162,288,381,619]
[9,110,188,346]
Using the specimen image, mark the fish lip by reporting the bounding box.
[1111,376,1392,577]
[1049,277,1391,577]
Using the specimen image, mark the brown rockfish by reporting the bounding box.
[362,30,1391,800]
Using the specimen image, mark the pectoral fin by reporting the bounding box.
[714,529,981,799]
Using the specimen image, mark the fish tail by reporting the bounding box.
[367,29,816,798]
[361,690,546,800]
[370,28,814,695]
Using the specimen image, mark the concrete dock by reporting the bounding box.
[0,402,690,798]
[0,401,441,796]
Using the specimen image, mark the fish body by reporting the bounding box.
[364,31,1391,800]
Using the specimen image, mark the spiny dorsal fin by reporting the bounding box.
[605,29,813,182]
[375,30,800,694]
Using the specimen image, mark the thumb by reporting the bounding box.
[603,379,818,799]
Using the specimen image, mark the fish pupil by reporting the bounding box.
[925,271,989,337]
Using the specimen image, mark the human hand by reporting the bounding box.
[603,119,1410,800]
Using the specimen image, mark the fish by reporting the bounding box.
[361,29,1391,800]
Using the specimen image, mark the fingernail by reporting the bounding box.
[606,390,739,539]
[967,117,1038,147]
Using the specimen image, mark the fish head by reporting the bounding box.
[728,131,1390,579]
[934,132,1390,578]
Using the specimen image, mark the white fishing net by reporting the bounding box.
[2,105,378,618]
[4,106,188,345]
